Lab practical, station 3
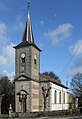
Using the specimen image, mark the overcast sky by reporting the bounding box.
[0,0,82,86]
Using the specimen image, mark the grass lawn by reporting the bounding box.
[0,114,9,118]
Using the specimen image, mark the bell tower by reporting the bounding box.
[14,11,41,80]
[14,1,41,112]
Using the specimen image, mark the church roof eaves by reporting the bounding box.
[14,74,39,83]
[50,79,68,89]
[14,74,31,82]
[14,74,68,89]
[13,41,41,52]
[39,74,68,89]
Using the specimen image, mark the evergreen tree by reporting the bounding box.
[0,76,15,114]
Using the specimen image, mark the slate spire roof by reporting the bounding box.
[14,10,41,51]
[22,11,34,43]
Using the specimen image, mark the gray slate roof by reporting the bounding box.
[14,12,41,52]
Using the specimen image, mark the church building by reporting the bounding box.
[14,4,75,112]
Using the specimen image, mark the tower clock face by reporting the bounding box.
[21,53,25,58]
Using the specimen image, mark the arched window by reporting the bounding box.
[54,90,57,104]
[59,92,61,104]
[63,93,65,104]
[21,53,25,63]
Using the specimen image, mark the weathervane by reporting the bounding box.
[28,0,30,11]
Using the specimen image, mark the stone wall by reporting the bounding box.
[16,47,31,77]
[31,81,39,112]
[12,108,80,118]
[15,80,31,112]
[31,46,40,81]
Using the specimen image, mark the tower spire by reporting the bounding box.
[22,0,34,43]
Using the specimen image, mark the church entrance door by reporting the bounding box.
[22,94,27,112]
[17,89,29,112]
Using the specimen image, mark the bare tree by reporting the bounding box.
[70,72,82,97]
[41,86,51,111]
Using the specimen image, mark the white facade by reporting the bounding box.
[50,82,71,111]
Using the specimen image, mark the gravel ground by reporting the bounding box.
[7,115,82,119]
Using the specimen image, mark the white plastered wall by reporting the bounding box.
[50,82,69,111]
